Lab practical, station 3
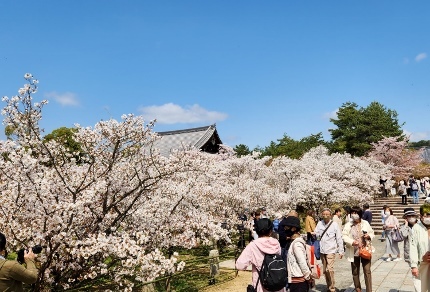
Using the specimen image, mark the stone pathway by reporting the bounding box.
[344,256,414,292]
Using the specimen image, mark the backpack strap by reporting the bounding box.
[253,274,261,291]
[252,243,265,291]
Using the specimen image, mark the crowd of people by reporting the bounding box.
[383,175,430,205]
[236,202,430,292]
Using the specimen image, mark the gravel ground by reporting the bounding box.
[204,238,391,292]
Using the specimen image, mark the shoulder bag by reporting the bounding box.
[392,227,404,242]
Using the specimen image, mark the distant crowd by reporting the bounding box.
[235,202,430,292]
[382,175,430,205]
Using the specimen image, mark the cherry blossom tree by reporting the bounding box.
[368,136,423,179]
[0,74,232,290]
[269,146,391,211]
[0,74,393,290]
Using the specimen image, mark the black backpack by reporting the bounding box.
[255,253,287,291]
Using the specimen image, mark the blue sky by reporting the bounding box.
[1,1,429,149]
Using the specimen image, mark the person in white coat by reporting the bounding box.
[409,204,430,292]
[342,206,375,292]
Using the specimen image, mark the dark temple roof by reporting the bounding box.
[154,124,222,157]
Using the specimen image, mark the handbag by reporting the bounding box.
[358,224,373,260]
[392,227,404,242]
[359,246,372,259]
[359,237,373,260]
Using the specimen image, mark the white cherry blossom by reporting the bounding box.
[0,74,392,290]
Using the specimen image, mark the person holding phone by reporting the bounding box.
[342,206,375,292]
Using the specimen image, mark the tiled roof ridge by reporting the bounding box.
[157,124,216,136]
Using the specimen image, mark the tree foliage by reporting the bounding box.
[329,102,404,156]
[233,143,251,157]
[43,127,84,164]
[409,140,430,148]
[260,133,326,159]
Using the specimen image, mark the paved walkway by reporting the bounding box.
[344,257,414,292]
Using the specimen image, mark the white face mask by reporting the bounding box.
[385,212,391,216]
[423,217,430,225]
[407,218,417,224]
[351,214,360,221]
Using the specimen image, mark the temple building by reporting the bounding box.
[153,124,222,157]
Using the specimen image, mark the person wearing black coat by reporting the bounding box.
[278,211,299,261]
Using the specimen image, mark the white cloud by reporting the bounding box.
[138,103,228,124]
[403,130,429,141]
[45,92,79,106]
[415,53,427,62]
[410,132,429,142]
[322,108,338,120]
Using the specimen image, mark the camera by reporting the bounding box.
[17,245,43,264]
[238,214,247,221]
[237,223,245,232]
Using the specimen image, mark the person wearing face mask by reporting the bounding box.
[400,208,419,263]
[342,206,374,292]
[315,208,344,292]
[285,216,313,292]
[384,207,402,262]
[278,210,299,291]
[409,203,430,292]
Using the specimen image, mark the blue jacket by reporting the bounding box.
[273,219,280,233]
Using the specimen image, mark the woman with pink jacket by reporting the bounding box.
[236,218,285,292]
